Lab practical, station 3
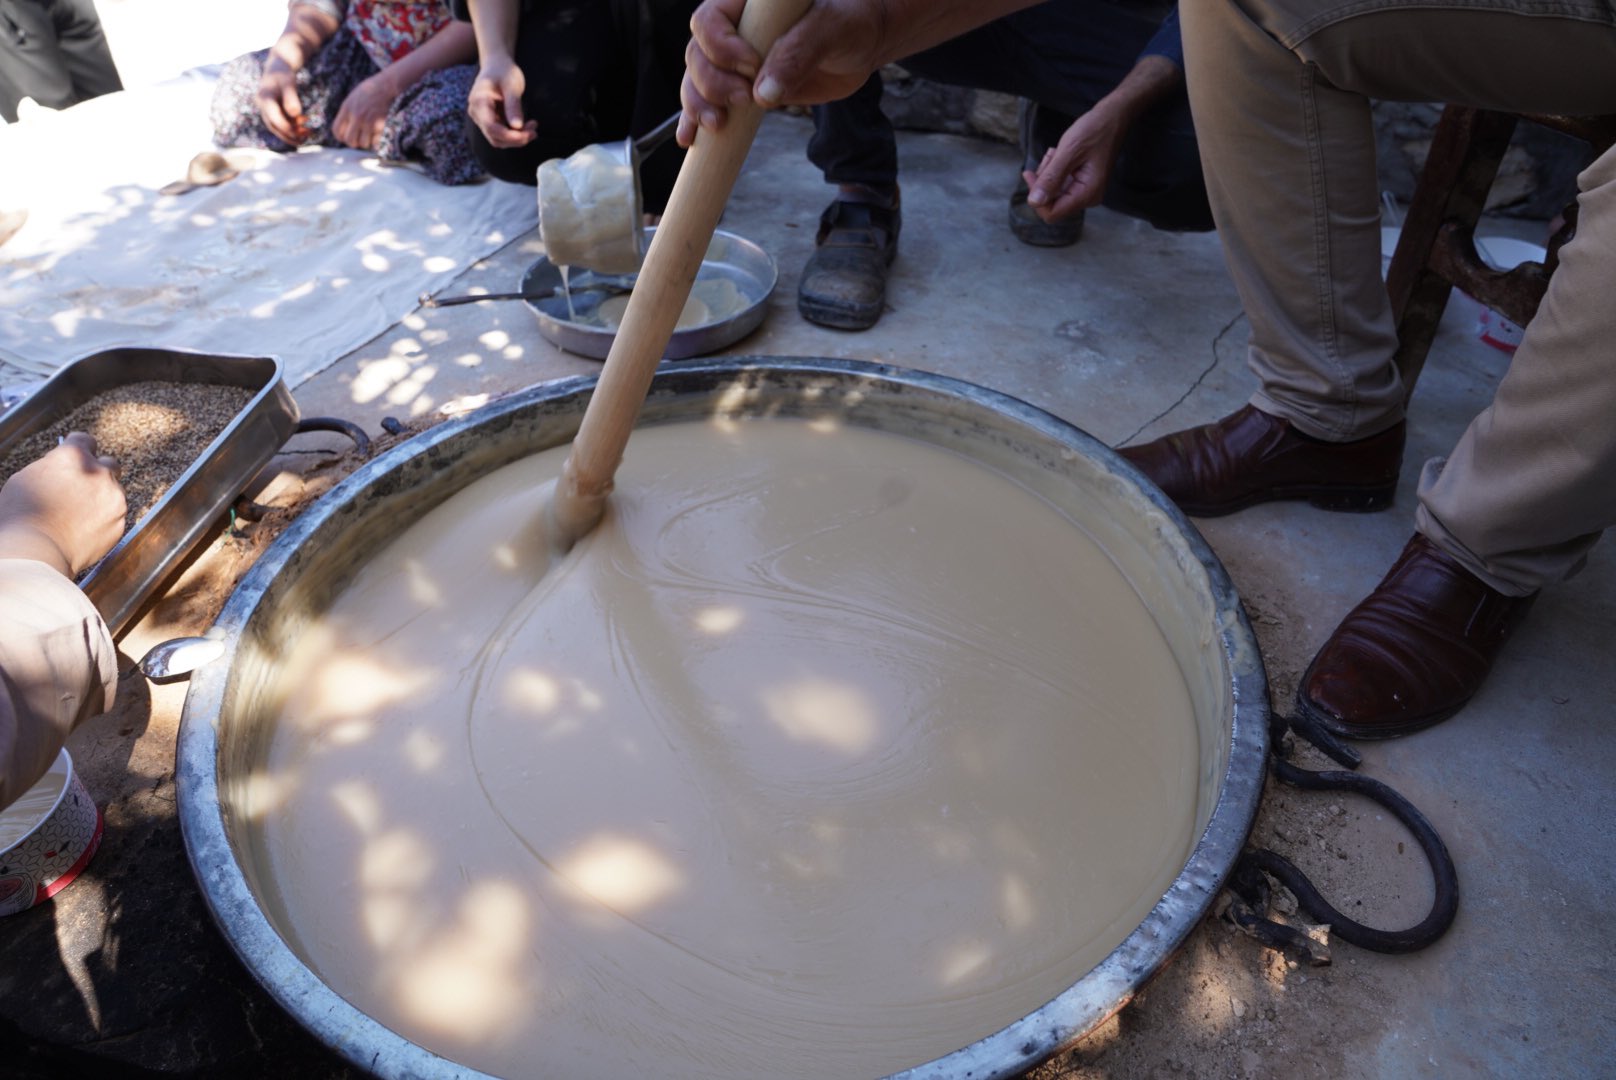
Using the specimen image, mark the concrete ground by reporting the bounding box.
[15,6,1616,1077]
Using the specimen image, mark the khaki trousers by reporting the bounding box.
[1183,0,1616,593]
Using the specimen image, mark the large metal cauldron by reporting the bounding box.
[175,358,1268,1079]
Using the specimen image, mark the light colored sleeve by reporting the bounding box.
[0,559,117,812]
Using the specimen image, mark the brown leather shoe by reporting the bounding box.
[1117,405,1405,517]
[1299,534,1537,740]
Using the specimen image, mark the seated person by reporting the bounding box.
[800,0,1211,330]
[211,0,484,186]
[456,0,699,215]
[0,433,124,811]
[0,0,123,124]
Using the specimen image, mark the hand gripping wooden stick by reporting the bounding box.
[548,0,810,550]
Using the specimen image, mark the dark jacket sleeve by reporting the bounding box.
[1138,7,1183,70]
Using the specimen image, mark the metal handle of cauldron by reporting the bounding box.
[135,417,375,683]
[1221,709,1461,966]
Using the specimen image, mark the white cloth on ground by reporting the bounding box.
[0,72,536,389]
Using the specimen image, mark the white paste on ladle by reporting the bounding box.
[537,142,643,275]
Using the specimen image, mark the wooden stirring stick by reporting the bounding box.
[547,0,809,550]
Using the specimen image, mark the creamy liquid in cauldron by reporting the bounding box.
[254,417,1201,1079]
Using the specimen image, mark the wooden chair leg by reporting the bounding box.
[1387,107,1518,404]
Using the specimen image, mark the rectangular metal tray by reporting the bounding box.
[0,348,300,636]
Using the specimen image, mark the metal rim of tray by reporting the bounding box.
[521,227,778,360]
[0,347,300,636]
[176,357,1268,1080]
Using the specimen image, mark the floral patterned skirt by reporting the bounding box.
[210,29,482,186]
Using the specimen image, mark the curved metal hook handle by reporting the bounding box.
[1227,713,1460,959]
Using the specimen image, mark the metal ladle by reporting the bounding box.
[536,111,681,275]
[420,116,681,309]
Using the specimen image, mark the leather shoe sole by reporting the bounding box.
[1117,405,1405,517]
[1298,534,1537,739]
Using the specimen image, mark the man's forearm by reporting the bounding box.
[1089,54,1181,127]
[869,0,1044,67]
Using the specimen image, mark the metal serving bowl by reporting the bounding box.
[175,358,1267,1079]
[521,228,777,360]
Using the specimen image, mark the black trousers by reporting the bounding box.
[0,0,122,123]
[808,0,1211,232]
[464,0,696,213]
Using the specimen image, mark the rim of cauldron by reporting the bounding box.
[176,356,1268,1080]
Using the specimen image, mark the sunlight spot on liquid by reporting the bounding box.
[571,680,604,712]
[779,851,817,880]
[807,415,841,435]
[929,826,974,862]
[402,729,445,772]
[937,939,993,986]
[241,769,293,819]
[361,829,435,893]
[405,558,444,607]
[393,880,531,1040]
[810,818,845,845]
[331,779,382,835]
[505,668,561,714]
[327,718,375,745]
[762,678,878,754]
[695,605,744,634]
[557,835,684,911]
[304,651,433,727]
[1000,873,1036,931]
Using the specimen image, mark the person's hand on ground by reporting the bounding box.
[468,56,537,148]
[1023,53,1181,222]
[1022,106,1125,222]
[0,434,126,579]
[257,57,310,145]
[678,0,887,146]
[332,71,397,150]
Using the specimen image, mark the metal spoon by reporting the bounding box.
[419,273,637,308]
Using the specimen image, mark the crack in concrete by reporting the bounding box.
[1114,311,1246,448]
